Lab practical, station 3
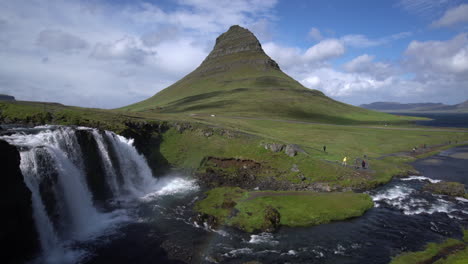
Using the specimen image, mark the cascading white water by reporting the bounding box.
[91,129,121,195]
[102,131,157,196]
[0,125,201,264]
[0,126,159,263]
[2,127,105,263]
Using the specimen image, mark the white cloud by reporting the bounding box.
[404,33,468,76]
[304,39,345,61]
[432,4,468,28]
[343,54,395,79]
[36,29,89,52]
[341,32,412,48]
[90,36,155,65]
[263,38,345,71]
[308,27,323,41]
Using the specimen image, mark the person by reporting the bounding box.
[362,160,366,169]
[412,147,416,153]
[323,145,326,152]
[342,156,347,166]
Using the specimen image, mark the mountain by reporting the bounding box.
[121,26,402,124]
[0,94,15,101]
[360,100,468,113]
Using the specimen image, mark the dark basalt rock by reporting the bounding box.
[0,140,39,263]
[75,129,113,201]
[120,121,171,177]
[194,25,281,76]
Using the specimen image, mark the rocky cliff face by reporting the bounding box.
[194,25,280,76]
[0,140,39,263]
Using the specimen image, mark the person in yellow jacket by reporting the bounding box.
[342,156,347,166]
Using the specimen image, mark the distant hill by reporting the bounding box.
[121,26,404,124]
[0,94,15,101]
[360,100,468,113]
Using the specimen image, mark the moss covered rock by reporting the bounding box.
[423,181,466,197]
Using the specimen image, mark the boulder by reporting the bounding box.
[291,164,300,172]
[423,181,466,197]
[285,144,305,157]
[0,140,39,262]
[263,143,285,152]
[262,206,281,232]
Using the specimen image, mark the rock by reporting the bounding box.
[195,213,218,228]
[298,174,306,181]
[423,181,466,197]
[262,206,281,232]
[75,130,113,201]
[263,143,285,152]
[203,131,213,137]
[291,164,300,172]
[0,140,39,262]
[284,144,297,157]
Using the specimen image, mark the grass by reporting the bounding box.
[195,187,373,232]
[390,239,465,264]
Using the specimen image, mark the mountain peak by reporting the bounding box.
[208,25,262,59]
[196,25,279,74]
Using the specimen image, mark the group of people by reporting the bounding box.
[322,145,367,169]
[341,156,367,169]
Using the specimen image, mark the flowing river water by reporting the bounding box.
[1,126,467,264]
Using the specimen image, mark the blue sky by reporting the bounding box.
[0,0,467,108]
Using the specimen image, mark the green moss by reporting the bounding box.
[436,248,468,264]
[390,239,465,264]
[195,187,374,233]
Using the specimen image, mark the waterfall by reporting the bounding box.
[0,126,158,263]
[102,131,157,196]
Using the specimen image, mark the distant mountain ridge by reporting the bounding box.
[0,94,15,101]
[360,100,468,113]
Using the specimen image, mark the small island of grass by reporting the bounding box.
[195,187,374,233]
[390,230,468,264]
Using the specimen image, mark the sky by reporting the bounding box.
[0,0,467,108]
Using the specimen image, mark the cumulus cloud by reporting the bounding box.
[263,38,345,71]
[36,29,89,52]
[432,4,468,28]
[304,39,345,61]
[404,33,468,77]
[343,54,395,79]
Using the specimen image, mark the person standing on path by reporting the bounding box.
[342,156,347,166]
[362,160,366,169]
[323,145,326,152]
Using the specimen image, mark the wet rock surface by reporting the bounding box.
[0,140,39,263]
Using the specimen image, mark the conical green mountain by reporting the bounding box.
[122,25,398,124]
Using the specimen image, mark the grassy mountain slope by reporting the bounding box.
[120,25,410,124]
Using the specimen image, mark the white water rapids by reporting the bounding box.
[0,126,198,264]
